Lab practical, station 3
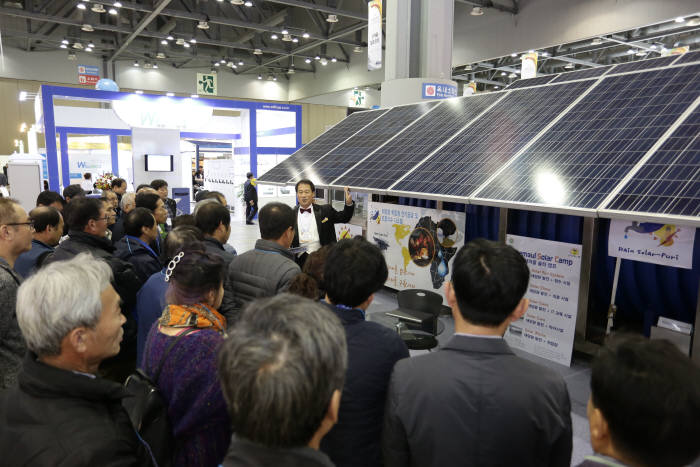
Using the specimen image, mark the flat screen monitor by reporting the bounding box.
[145,154,174,172]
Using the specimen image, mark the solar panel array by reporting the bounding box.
[258,108,387,184]
[261,54,700,225]
[290,101,438,185]
[551,65,612,83]
[603,105,700,218]
[474,64,700,210]
[333,93,502,189]
[391,80,594,197]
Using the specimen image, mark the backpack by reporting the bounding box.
[123,327,196,467]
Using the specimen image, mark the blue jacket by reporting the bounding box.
[14,239,54,278]
[320,303,409,467]
[114,236,162,285]
[135,269,168,366]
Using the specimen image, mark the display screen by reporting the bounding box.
[145,154,173,172]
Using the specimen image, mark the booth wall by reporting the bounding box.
[131,128,187,192]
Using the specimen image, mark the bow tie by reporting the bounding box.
[300,208,312,214]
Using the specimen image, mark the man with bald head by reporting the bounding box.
[14,207,63,278]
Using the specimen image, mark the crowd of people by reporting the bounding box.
[0,177,698,467]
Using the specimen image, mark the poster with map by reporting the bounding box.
[367,202,466,302]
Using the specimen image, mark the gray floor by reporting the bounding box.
[226,219,595,466]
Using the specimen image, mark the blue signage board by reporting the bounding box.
[172,188,191,215]
[78,65,100,76]
[422,83,458,99]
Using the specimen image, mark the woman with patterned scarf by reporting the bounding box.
[142,243,230,467]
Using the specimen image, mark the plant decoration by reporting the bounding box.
[94,172,115,191]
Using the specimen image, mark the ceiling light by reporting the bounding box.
[493,86,500,89]
[464,64,472,70]
[281,28,289,35]
[687,17,700,26]
[77,2,86,9]
[470,6,484,15]
[304,58,311,63]
[510,53,517,57]
[508,72,517,78]
[564,63,574,69]
[160,39,168,45]
[302,32,310,39]
[282,34,292,41]
[675,16,685,23]
[153,63,158,69]
[287,68,295,74]
[650,44,657,50]
[292,37,299,43]
[166,92,174,97]
[190,38,197,44]
[528,49,534,53]
[257,74,262,79]
[364,86,370,90]
[135,90,143,94]
[500,71,506,76]
[144,62,153,69]
[238,60,244,66]
[91,3,105,13]
[167,35,174,40]
[72,42,83,49]
[81,24,94,32]
[326,14,338,23]
[61,39,69,45]
[253,48,262,55]
[231,0,244,4]
[217,0,223,2]
[273,76,277,81]
[85,47,93,52]
[197,21,210,30]
[591,37,603,45]
[635,50,646,56]
[244,0,253,6]
[227,61,235,67]
[214,62,220,67]
[113,1,122,6]
[660,46,668,53]
[88,42,95,48]
[191,94,199,98]
[133,60,139,67]
[353,45,363,53]
[156,52,166,59]
[627,48,635,54]
[210,68,217,74]
[175,38,184,45]
[60,44,68,49]
[331,57,337,62]
[271,34,278,40]
[353,86,358,90]
[314,55,320,60]
[108,7,117,14]
[183,42,190,48]
[220,59,226,64]
[68,52,77,60]
[320,57,328,66]
[541,51,549,57]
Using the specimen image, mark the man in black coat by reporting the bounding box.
[383,239,573,467]
[0,253,153,466]
[114,208,162,285]
[243,171,258,225]
[44,197,142,382]
[292,179,354,252]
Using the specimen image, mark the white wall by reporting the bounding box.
[452,0,700,65]
[131,128,188,190]
[0,47,103,84]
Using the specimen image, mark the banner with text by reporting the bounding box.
[608,220,695,269]
[422,83,458,99]
[367,0,382,70]
[367,202,466,302]
[505,235,582,366]
[78,65,100,86]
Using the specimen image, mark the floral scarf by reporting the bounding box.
[158,302,227,334]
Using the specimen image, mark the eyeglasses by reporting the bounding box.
[96,216,112,222]
[5,221,35,230]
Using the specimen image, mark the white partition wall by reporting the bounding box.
[131,128,188,189]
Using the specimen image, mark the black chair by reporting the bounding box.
[386,289,444,351]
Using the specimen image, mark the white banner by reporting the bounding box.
[367,202,466,302]
[367,0,382,71]
[608,220,695,269]
[505,235,582,367]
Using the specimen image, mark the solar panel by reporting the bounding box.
[505,75,556,89]
[674,50,700,65]
[610,55,678,74]
[551,66,613,83]
[603,106,700,218]
[474,64,700,211]
[390,80,595,198]
[331,93,502,190]
[290,101,439,185]
[257,109,388,184]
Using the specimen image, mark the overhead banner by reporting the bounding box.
[196,73,218,96]
[78,64,100,86]
[521,52,538,79]
[367,0,382,70]
[608,220,695,269]
[422,83,458,99]
[505,235,582,367]
[367,202,466,302]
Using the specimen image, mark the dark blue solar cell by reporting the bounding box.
[332,93,502,190]
[257,109,387,184]
[505,75,556,89]
[474,64,700,210]
[290,101,439,185]
[610,55,678,74]
[391,80,595,197]
[605,107,700,217]
[551,66,613,83]
[673,50,700,65]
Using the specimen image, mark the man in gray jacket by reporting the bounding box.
[220,202,300,324]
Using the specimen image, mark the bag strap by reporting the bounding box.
[152,327,197,385]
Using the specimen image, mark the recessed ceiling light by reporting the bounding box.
[326,14,338,23]
[470,6,483,16]
[675,16,685,23]
[166,92,174,97]
[302,32,310,39]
